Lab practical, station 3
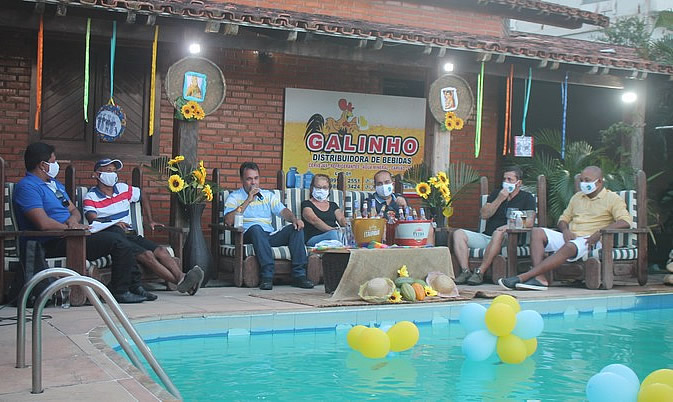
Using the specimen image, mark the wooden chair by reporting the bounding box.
[448,175,547,284]
[210,169,299,287]
[546,170,648,289]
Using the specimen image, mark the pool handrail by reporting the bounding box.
[26,273,182,399]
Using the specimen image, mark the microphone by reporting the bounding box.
[255,190,264,200]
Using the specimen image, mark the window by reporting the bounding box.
[34,39,157,158]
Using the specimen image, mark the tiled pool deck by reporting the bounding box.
[1,278,672,401]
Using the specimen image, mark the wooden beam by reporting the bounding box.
[125,10,136,24]
[205,21,221,33]
[286,30,298,41]
[56,3,66,16]
[222,23,239,36]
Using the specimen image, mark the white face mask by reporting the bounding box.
[98,172,118,187]
[44,161,60,179]
[376,183,394,198]
[312,188,329,201]
[580,179,598,195]
[502,181,517,193]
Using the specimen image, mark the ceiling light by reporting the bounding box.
[621,91,637,103]
[443,62,454,72]
[188,43,201,54]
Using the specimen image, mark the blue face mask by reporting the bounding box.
[580,179,598,195]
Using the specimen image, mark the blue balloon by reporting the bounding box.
[459,303,487,333]
[600,364,640,390]
[512,310,544,340]
[586,372,638,402]
[462,330,497,362]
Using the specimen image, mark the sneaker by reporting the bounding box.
[455,269,472,285]
[466,271,484,286]
[291,276,315,289]
[177,265,204,294]
[113,291,146,304]
[498,276,521,290]
[259,280,273,290]
[515,278,548,291]
[130,285,158,301]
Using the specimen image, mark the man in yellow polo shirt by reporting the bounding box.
[499,166,632,290]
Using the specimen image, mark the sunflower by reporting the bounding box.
[428,177,440,188]
[397,265,409,278]
[416,182,431,199]
[167,155,185,166]
[424,286,438,297]
[389,289,402,303]
[440,185,452,203]
[193,168,206,186]
[168,174,185,192]
[445,111,456,120]
[198,160,207,177]
[202,184,213,202]
[187,101,199,111]
[193,108,205,120]
[454,117,464,130]
[181,105,194,119]
[444,118,456,131]
[437,171,449,186]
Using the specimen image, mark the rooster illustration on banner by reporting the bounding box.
[304,98,368,140]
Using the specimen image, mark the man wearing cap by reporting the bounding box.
[13,143,146,303]
[84,158,204,296]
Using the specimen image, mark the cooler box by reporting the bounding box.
[395,220,432,246]
[352,218,385,246]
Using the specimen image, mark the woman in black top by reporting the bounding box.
[301,174,347,246]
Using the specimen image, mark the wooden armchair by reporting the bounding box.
[546,170,647,289]
[448,175,547,284]
[210,169,296,287]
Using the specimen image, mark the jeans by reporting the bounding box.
[43,228,142,294]
[306,230,340,247]
[243,224,307,280]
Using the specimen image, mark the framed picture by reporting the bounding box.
[182,71,207,102]
[514,135,534,157]
[440,87,458,112]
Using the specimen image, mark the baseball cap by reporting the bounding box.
[94,158,123,171]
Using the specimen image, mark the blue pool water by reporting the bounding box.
[109,295,673,401]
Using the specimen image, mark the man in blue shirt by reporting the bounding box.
[223,162,314,290]
[366,170,408,218]
[13,142,148,303]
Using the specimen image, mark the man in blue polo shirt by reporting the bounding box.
[223,161,314,290]
[13,142,146,303]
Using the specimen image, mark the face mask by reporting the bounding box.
[44,161,60,179]
[580,179,598,195]
[98,172,118,187]
[376,183,394,198]
[312,188,329,201]
[502,181,517,193]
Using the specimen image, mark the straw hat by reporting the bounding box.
[358,277,395,303]
[426,272,459,298]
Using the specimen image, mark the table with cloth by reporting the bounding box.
[328,247,454,301]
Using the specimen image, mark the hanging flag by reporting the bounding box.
[34,15,44,130]
[502,64,513,156]
[95,21,126,142]
[474,61,485,158]
[561,72,568,159]
[84,18,91,122]
[514,67,534,157]
[149,25,159,136]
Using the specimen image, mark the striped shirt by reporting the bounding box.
[83,183,141,225]
[223,188,285,233]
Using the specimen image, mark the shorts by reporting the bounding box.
[541,228,601,262]
[462,230,492,249]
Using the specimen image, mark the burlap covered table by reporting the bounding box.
[329,247,454,301]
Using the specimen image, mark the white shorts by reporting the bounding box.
[542,228,601,262]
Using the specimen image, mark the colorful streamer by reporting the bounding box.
[84,18,90,122]
[474,61,485,158]
[521,67,532,136]
[149,25,159,136]
[109,21,116,101]
[34,15,44,130]
[503,65,513,156]
[560,72,568,159]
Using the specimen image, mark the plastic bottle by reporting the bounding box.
[295,172,302,188]
[398,207,405,220]
[234,208,244,229]
[354,200,361,219]
[419,208,426,220]
[411,208,418,220]
[286,167,298,188]
[303,170,314,189]
[370,200,377,218]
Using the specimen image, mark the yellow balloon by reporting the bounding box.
[485,303,516,336]
[492,295,521,313]
[387,321,420,352]
[642,369,673,389]
[496,334,527,364]
[347,325,367,351]
[358,327,390,359]
[637,383,673,402]
[523,337,537,356]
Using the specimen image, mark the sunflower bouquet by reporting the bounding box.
[166,155,214,205]
[414,171,454,220]
[174,96,205,121]
[443,111,464,131]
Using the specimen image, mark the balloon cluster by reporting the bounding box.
[460,295,543,364]
[587,365,673,402]
[347,321,419,359]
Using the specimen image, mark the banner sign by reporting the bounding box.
[283,88,426,191]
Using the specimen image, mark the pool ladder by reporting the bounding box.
[15,268,182,400]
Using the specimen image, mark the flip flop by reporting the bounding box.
[187,266,205,296]
[177,265,204,294]
[515,278,548,291]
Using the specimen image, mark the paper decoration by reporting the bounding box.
[95,103,126,142]
[149,25,158,136]
[514,135,534,157]
[34,15,43,130]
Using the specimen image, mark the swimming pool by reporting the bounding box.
[104,293,673,401]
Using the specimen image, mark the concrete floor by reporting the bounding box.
[0,280,672,401]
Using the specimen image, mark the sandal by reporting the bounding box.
[177,265,204,294]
